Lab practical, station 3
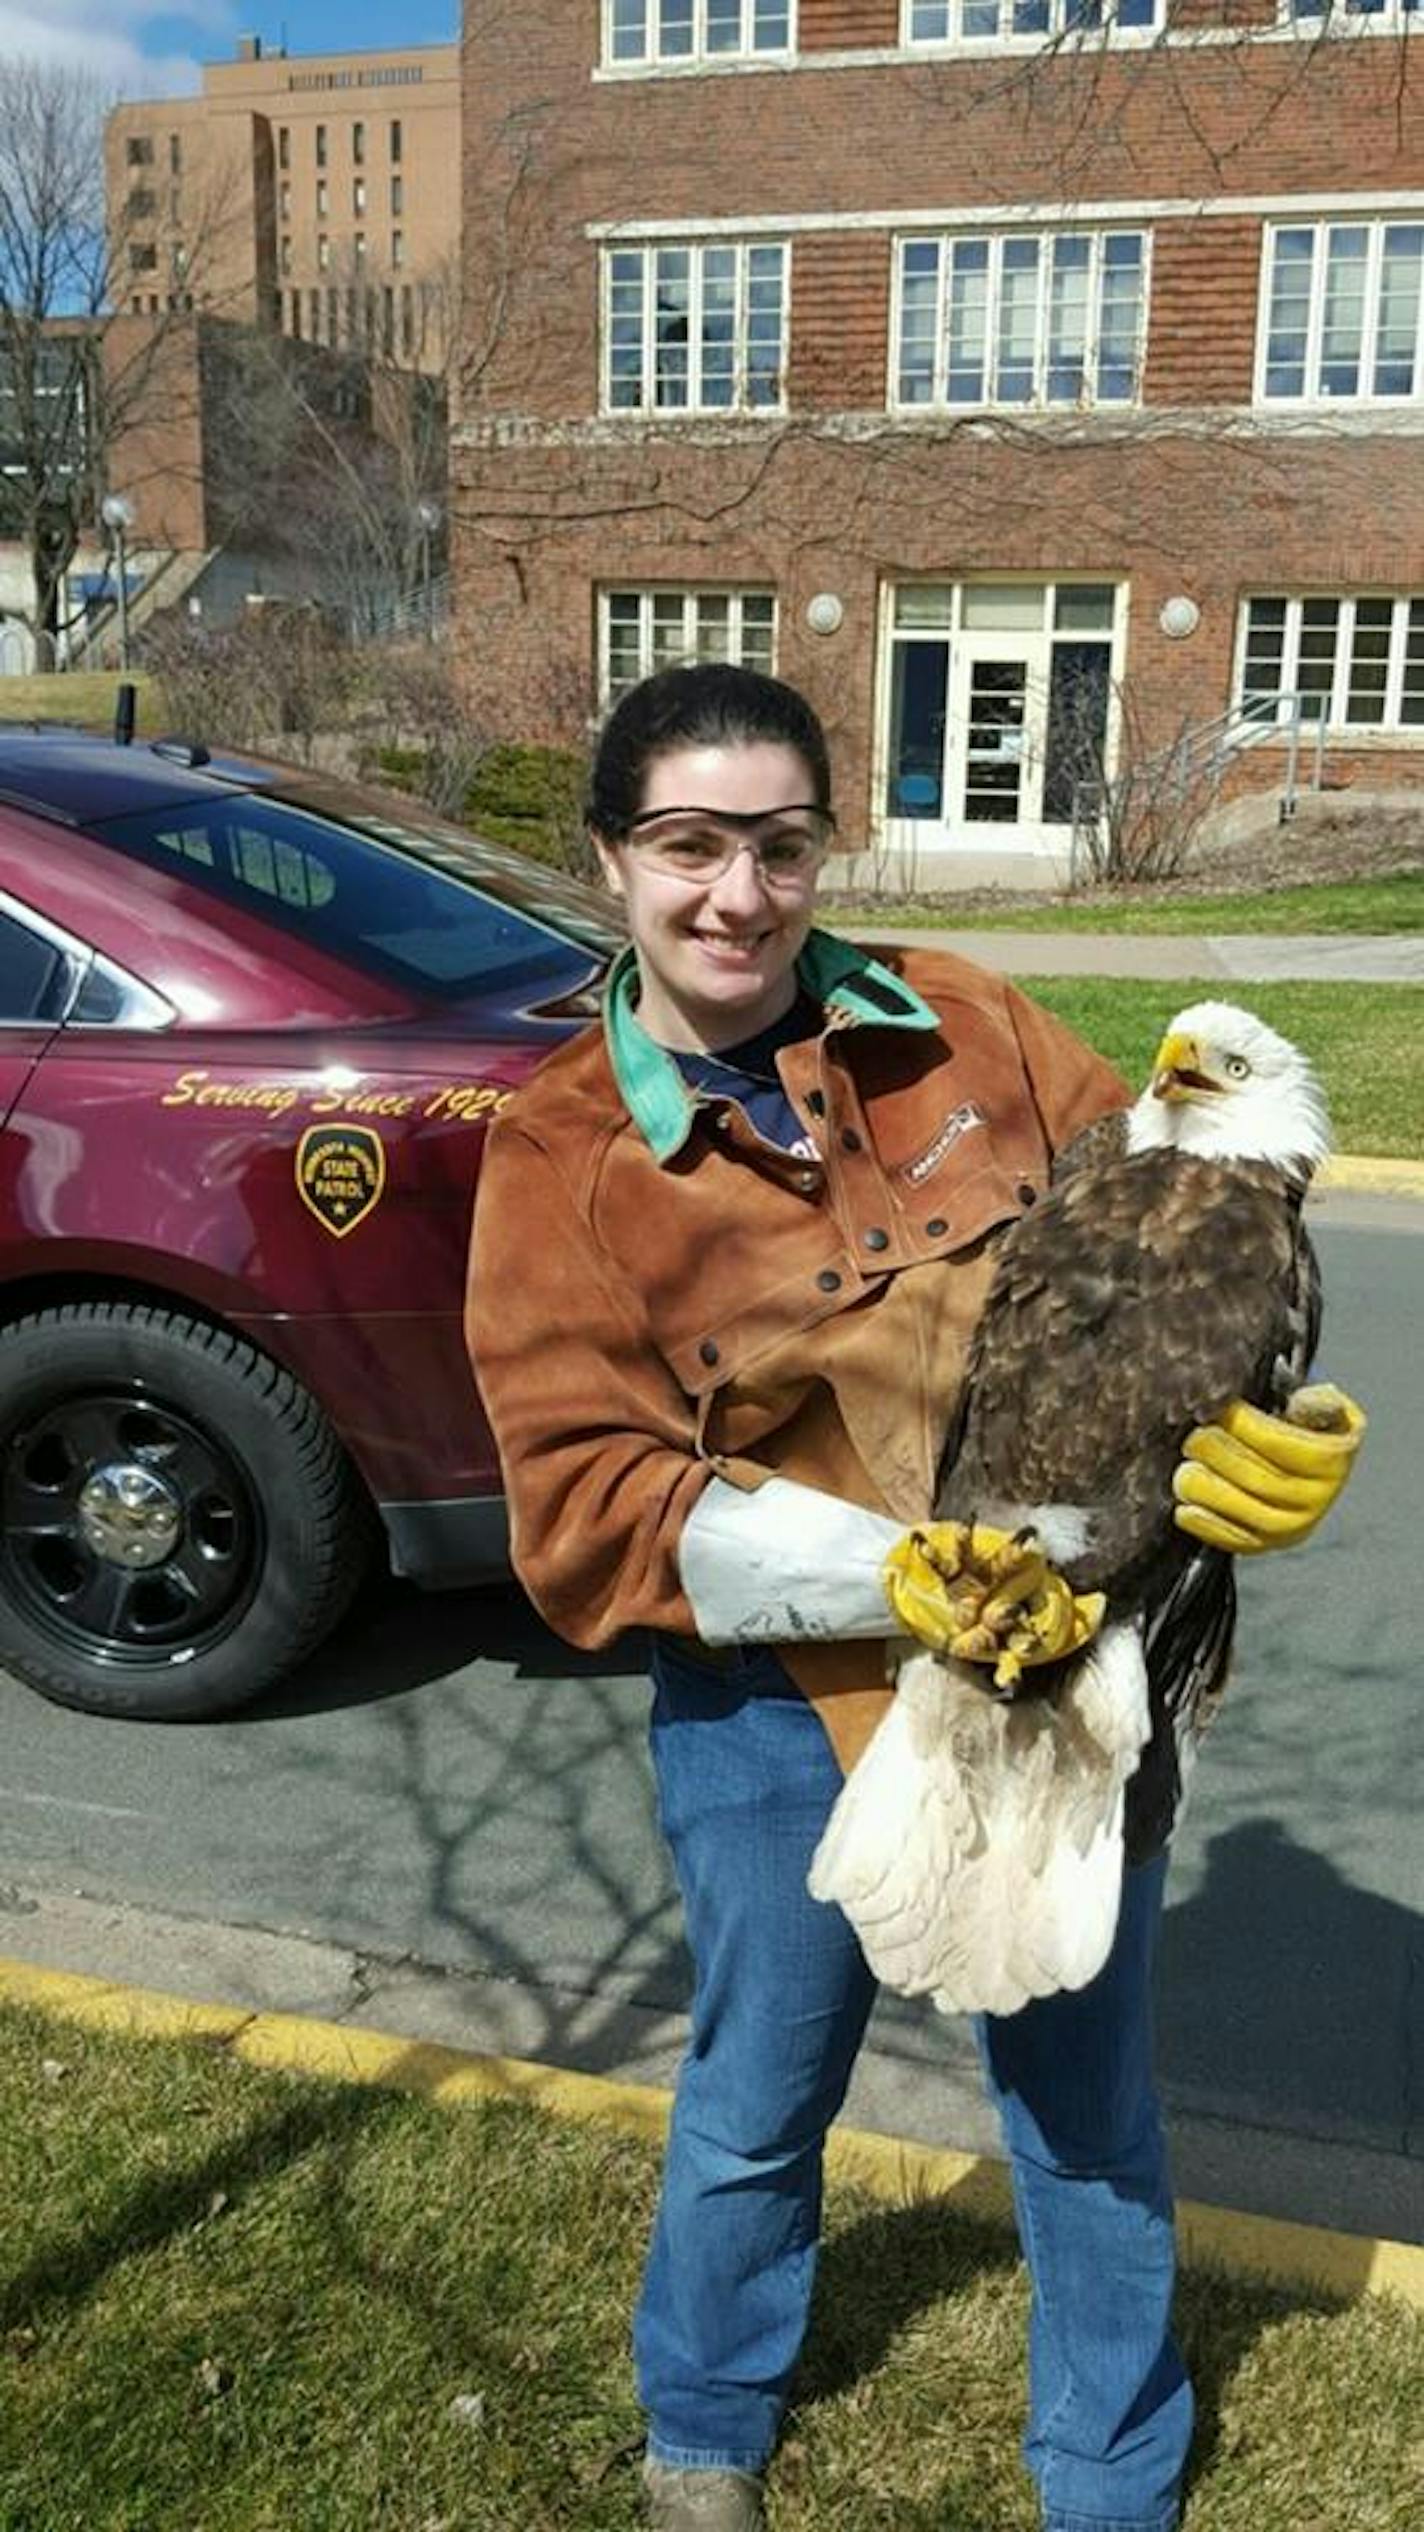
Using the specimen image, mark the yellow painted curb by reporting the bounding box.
[2,1953,1421,2310]
[1319,1154,1424,1197]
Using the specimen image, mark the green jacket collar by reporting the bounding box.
[603,927,940,1163]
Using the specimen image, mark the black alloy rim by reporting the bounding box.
[1,1388,263,1667]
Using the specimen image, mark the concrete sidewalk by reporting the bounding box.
[853,926,1424,983]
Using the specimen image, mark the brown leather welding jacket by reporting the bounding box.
[467,931,1127,1776]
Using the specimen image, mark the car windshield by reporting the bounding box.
[88,790,621,1003]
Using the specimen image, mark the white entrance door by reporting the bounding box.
[878,580,1118,869]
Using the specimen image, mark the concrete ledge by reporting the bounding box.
[3,1951,1419,2314]
[1319,1154,1424,1198]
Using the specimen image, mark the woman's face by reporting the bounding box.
[595,739,824,1052]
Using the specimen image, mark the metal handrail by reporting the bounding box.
[1072,687,1328,876]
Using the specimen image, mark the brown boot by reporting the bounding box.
[642,2456,766,2529]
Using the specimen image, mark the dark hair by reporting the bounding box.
[587,663,832,837]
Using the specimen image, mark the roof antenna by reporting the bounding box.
[114,682,136,747]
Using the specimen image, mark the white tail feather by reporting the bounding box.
[807,1624,1151,2017]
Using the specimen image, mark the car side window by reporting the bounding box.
[0,907,70,1025]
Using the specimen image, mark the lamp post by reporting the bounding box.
[414,497,440,641]
[100,494,136,671]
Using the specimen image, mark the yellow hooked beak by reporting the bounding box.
[1151,1031,1224,1104]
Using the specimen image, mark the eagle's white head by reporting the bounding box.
[1125,999,1331,1177]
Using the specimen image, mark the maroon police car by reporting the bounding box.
[0,721,619,1719]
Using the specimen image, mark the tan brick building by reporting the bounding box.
[106,35,459,372]
[454,4,1424,884]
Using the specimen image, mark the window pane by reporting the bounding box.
[745,244,784,406]
[1374,225,1424,394]
[659,0,695,55]
[1046,233,1090,404]
[946,239,988,404]
[1347,598,1393,722]
[695,592,731,658]
[910,1,952,33]
[653,247,691,406]
[895,583,954,630]
[1319,226,1368,397]
[707,0,742,51]
[700,245,736,407]
[995,238,1040,403]
[1242,598,1288,713]
[611,0,646,59]
[608,251,646,406]
[898,240,940,403]
[1054,582,1116,631]
[1097,233,1144,400]
[1401,600,1424,723]
[740,593,776,671]
[754,1,791,45]
[962,581,1045,629]
[1297,598,1341,719]
[651,592,689,670]
[1265,229,1314,398]
[963,0,1001,31]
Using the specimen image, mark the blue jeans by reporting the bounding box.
[635,1641,1191,2532]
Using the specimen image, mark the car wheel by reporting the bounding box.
[0,1301,372,1719]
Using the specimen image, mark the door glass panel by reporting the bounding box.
[1044,641,1111,824]
[886,640,949,818]
[964,660,1026,822]
[895,583,953,630]
[1054,582,1115,632]
[962,582,1043,630]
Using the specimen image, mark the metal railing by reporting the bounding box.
[1071,689,1328,881]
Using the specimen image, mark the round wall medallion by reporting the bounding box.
[805,591,844,636]
[1159,595,1201,640]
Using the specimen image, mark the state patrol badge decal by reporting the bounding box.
[296,1125,386,1238]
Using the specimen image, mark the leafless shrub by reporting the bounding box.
[142,606,359,759]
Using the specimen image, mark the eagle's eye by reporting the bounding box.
[1224,1055,1251,1081]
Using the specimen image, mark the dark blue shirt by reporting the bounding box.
[672,993,821,1157]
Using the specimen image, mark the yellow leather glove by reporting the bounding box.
[1173,1382,1366,1556]
[883,1520,1106,1690]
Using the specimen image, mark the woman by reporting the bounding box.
[467,665,1356,2532]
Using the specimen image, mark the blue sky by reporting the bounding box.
[1,5,458,98]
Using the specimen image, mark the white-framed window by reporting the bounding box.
[1259,219,1424,401]
[600,588,777,702]
[605,0,792,67]
[603,240,787,414]
[1285,0,1424,31]
[894,229,1147,409]
[1239,595,1424,728]
[905,0,1159,37]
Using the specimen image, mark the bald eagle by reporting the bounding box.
[808,1001,1336,2017]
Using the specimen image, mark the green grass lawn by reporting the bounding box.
[0,670,160,735]
[825,873,1424,935]
[0,2003,1419,2531]
[1012,978,1422,1162]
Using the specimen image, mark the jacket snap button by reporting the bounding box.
[1017,1181,1038,1206]
[795,1169,819,1193]
[816,1268,842,1293]
[863,1226,889,1253]
[699,1338,720,1367]
[840,1127,862,1153]
[925,1216,948,1238]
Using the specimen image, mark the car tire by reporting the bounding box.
[0,1301,373,1719]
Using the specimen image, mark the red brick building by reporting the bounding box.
[454,5,1424,883]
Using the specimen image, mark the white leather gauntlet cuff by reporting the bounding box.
[679,1474,902,1644]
